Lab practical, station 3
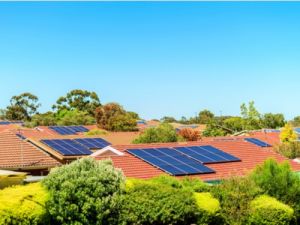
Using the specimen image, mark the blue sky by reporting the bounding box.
[0,2,300,120]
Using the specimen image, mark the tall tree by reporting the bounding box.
[5,92,40,121]
[240,101,261,130]
[198,109,215,124]
[291,116,300,127]
[52,89,101,116]
[261,113,285,129]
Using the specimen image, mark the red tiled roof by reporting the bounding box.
[94,135,300,180]
[0,130,60,169]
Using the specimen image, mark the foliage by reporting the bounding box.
[261,113,285,129]
[274,141,300,159]
[133,123,180,143]
[194,192,223,225]
[223,117,244,133]
[198,109,215,124]
[5,92,40,121]
[291,116,300,127]
[240,101,261,130]
[52,89,101,116]
[42,158,125,225]
[160,116,177,123]
[25,112,57,127]
[280,123,298,143]
[0,183,49,225]
[247,195,294,225]
[202,121,228,137]
[120,180,198,225]
[0,109,6,120]
[127,111,139,120]
[250,159,300,215]
[95,103,138,131]
[178,128,200,141]
[0,172,26,189]
[55,109,95,126]
[84,128,108,136]
[212,176,262,225]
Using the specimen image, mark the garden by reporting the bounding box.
[0,157,300,225]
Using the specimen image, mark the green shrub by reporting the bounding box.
[133,123,180,143]
[42,158,125,225]
[120,180,198,225]
[250,159,300,216]
[247,195,294,225]
[212,176,262,225]
[84,128,108,136]
[0,183,49,225]
[274,142,300,159]
[194,192,223,225]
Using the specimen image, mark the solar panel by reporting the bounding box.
[49,126,89,135]
[74,138,111,149]
[41,139,93,156]
[127,148,214,176]
[16,133,26,140]
[244,138,272,147]
[294,128,300,134]
[174,145,240,164]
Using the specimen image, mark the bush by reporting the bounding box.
[194,192,223,225]
[84,128,108,136]
[0,183,49,225]
[247,195,294,225]
[212,176,262,225]
[250,159,300,216]
[133,123,180,143]
[120,180,198,225]
[178,128,201,141]
[42,158,125,225]
[275,141,300,159]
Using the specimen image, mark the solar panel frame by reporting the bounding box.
[41,139,93,156]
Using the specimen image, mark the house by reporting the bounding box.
[93,132,300,181]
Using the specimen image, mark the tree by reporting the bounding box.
[261,113,285,129]
[133,123,180,143]
[52,89,101,116]
[280,123,297,143]
[56,109,95,126]
[223,117,244,133]
[240,101,261,130]
[95,103,138,131]
[291,116,300,127]
[25,111,57,127]
[0,109,6,120]
[42,158,124,225]
[160,116,177,123]
[5,93,40,121]
[198,110,214,124]
[178,128,201,141]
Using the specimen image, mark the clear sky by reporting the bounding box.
[0,2,300,120]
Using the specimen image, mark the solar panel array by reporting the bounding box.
[128,148,214,175]
[244,138,272,147]
[41,137,111,156]
[49,126,89,135]
[74,138,111,149]
[0,121,23,125]
[127,145,240,176]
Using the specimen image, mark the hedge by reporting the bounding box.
[0,183,49,225]
[247,195,294,225]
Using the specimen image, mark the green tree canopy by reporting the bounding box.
[52,89,101,116]
[198,109,214,124]
[240,101,261,130]
[291,116,300,127]
[160,116,177,123]
[5,92,40,121]
[261,113,285,129]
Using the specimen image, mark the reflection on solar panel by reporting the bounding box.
[174,145,240,164]
[41,139,92,156]
[128,148,215,176]
[49,126,89,135]
[74,138,111,149]
[244,138,272,147]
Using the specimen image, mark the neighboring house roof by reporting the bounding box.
[0,131,60,170]
[94,133,300,181]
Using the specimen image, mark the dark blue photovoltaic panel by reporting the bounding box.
[41,139,93,156]
[174,145,240,164]
[127,148,215,176]
[16,133,26,140]
[244,138,272,147]
[49,126,89,135]
[74,138,111,149]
